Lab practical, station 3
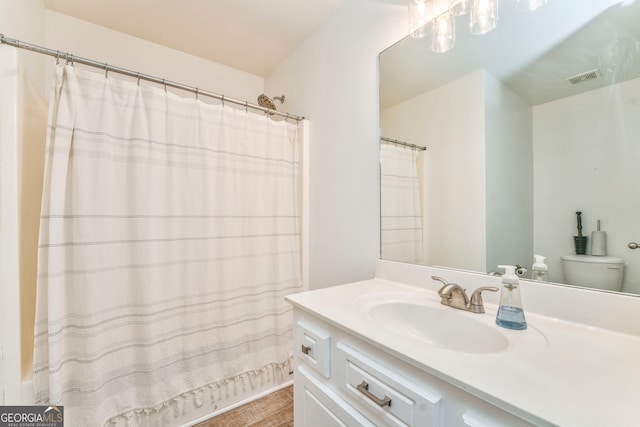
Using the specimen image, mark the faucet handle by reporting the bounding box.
[469,286,499,314]
[431,276,448,286]
[432,276,452,296]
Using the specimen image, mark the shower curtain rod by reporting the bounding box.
[381,136,426,151]
[0,34,305,122]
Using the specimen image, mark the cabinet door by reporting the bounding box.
[295,366,374,427]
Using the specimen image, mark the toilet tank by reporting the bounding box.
[560,255,624,291]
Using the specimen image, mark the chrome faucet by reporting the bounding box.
[431,276,498,314]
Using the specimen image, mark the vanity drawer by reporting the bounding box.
[336,343,442,427]
[296,320,331,378]
[295,365,375,427]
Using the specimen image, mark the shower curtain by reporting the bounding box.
[33,64,302,426]
[380,143,424,264]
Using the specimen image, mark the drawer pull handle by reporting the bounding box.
[301,344,312,355]
[356,380,392,407]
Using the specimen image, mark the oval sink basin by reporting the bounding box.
[368,301,509,354]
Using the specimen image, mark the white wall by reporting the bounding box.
[0,45,22,405]
[484,72,533,272]
[533,77,640,294]
[0,0,47,403]
[380,71,487,272]
[265,0,407,289]
[44,10,263,102]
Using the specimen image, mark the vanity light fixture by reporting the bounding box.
[470,0,499,35]
[409,0,434,38]
[408,0,547,52]
[431,11,456,52]
[449,0,471,16]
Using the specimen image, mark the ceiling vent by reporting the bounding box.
[564,68,601,85]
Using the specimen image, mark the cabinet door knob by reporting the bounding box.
[301,344,312,355]
[356,380,392,407]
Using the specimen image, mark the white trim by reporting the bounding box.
[301,119,310,291]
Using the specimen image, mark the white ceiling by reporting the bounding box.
[43,0,345,77]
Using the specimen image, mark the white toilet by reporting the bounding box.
[560,255,624,291]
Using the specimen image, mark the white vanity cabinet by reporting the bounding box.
[292,310,536,427]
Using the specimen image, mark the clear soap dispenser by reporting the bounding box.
[531,254,548,282]
[496,265,527,330]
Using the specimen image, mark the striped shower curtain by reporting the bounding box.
[33,65,302,426]
[380,143,424,264]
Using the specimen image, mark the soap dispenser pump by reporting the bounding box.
[496,265,527,330]
[531,254,548,282]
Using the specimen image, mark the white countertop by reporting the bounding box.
[286,278,640,427]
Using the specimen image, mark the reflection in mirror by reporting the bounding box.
[380,137,426,264]
[379,0,640,295]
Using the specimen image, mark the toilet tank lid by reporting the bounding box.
[561,254,624,264]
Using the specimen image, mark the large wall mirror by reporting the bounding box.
[379,0,640,295]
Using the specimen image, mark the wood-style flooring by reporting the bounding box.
[195,385,293,427]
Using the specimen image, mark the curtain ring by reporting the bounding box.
[104,63,109,78]
[136,72,141,85]
[245,101,248,113]
[55,51,60,65]
[221,95,225,107]
[162,79,167,92]
[195,87,199,100]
